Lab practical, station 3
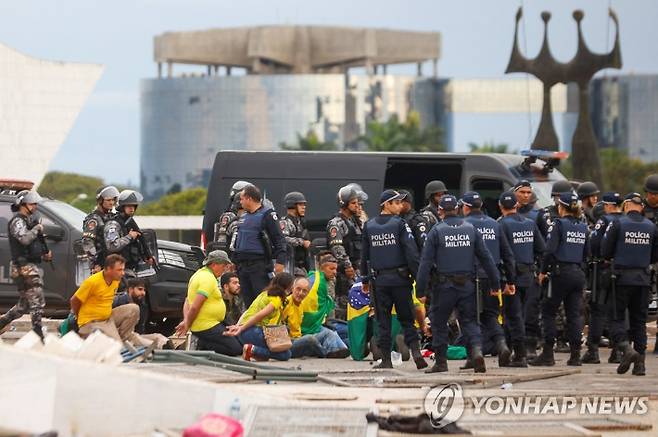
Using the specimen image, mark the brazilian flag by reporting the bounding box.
[301,270,335,336]
[347,281,371,361]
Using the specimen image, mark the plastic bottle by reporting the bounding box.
[391,351,403,366]
[229,398,241,420]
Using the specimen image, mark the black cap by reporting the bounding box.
[602,192,622,206]
[438,194,458,211]
[398,189,413,204]
[499,191,517,209]
[623,192,644,205]
[460,191,482,208]
[558,191,579,206]
[513,180,532,192]
[380,189,404,206]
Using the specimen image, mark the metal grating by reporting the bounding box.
[243,406,371,437]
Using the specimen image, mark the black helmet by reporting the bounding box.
[284,191,307,208]
[338,185,359,207]
[644,174,658,193]
[551,180,573,196]
[424,180,447,200]
[96,185,120,200]
[118,190,144,208]
[576,181,600,199]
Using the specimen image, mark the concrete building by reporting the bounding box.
[0,42,103,186]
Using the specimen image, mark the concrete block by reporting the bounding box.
[75,331,122,364]
[42,334,75,358]
[14,330,43,351]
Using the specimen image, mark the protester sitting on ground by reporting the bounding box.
[221,272,245,326]
[113,277,171,349]
[70,254,142,344]
[175,250,242,356]
[224,273,294,361]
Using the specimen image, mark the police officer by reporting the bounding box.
[327,184,366,318]
[417,195,501,373]
[577,181,600,227]
[531,192,589,367]
[104,190,155,277]
[234,184,287,307]
[582,192,623,364]
[537,180,573,237]
[499,191,546,367]
[361,189,427,370]
[642,174,658,354]
[281,191,311,274]
[514,180,540,221]
[213,181,252,254]
[0,191,51,339]
[420,180,447,227]
[461,191,516,367]
[82,185,119,272]
[399,190,429,249]
[601,192,658,376]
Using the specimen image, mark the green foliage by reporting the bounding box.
[280,130,338,151]
[360,111,445,152]
[38,171,104,212]
[139,188,207,215]
[468,142,513,154]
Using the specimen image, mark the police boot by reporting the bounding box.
[459,357,474,370]
[496,338,511,367]
[529,345,555,366]
[471,345,486,373]
[567,345,582,366]
[370,339,382,361]
[508,343,528,368]
[525,337,538,361]
[608,341,621,363]
[616,342,640,375]
[632,354,646,376]
[581,344,600,364]
[410,341,428,370]
[396,335,411,362]
[426,356,448,373]
[374,352,393,369]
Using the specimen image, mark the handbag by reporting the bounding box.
[262,325,292,353]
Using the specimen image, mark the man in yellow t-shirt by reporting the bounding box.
[175,250,242,356]
[70,254,141,343]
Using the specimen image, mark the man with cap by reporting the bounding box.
[82,185,119,272]
[601,193,658,376]
[327,184,367,319]
[420,180,447,227]
[281,191,311,274]
[361,190,427,370]
[537,180,574,238]
[577,182,601,227]
[531,192,589,367]
[582,192,623,364]
[399,189,429,250]
[461,191,516,367]
[175,250,243,356]
[642,174,658,354]
[514,180,540,221]
[0,190,51,339]
[417,195,501,373]
[499,191,546,366]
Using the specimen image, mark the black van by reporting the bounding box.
[202,150,568,247]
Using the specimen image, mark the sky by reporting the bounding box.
[0,0,656,186]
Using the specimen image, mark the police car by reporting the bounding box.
[0,180,203,333]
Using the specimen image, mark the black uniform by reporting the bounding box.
[234,205,287,307]
[539,216,589,350]
[360,214,420,354]
[401,209,429,249]
[420,203,441,228]
[281,214,310,273]
[602,211,658,355]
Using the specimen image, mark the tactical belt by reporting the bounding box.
[375,266,410,278]
[516,263,534,274]
[437,273,472,286]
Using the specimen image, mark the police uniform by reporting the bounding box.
[420,180,447,228]
[234,204,287,307]
[82,208,115,270]
[0,196,47,339]
[498,191,546,366]
[327,212,363,318]
[602,193,658,375]
[518,203,540,222]
[462,192,516,367]
[416,195,500,373]
[399,190,429,250]
[532,192,589,366]
[281,214,310,273]
[361,190,426,369]
[213,210,238,252]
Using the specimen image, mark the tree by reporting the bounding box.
[279,130,338,151]
[139,188,207,215]
[38,171,105,212]
[468,142,512,154]
[360,111,445,152]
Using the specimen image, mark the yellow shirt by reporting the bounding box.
[391,287,423,328]
[187,267,226,332]
[239,291,284,327]
[282,296,304,338]
[74,271,120,327]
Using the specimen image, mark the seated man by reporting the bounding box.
[70,254,141,344]
[113,277,170,349]
[221,272,245,326]
[175,250,242,356]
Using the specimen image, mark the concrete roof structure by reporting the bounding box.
[154,26,440,75]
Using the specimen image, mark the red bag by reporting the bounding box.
[183,413,243,437]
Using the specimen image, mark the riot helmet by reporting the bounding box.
[96,185,120,201]
[576,181,600,199]
[118,190,144,208]
[550,180,573,196]
[284,192,307,209]
[424,180,447,200]
[644,174,658,194]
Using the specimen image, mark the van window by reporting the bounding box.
[470,178,505,219]
[384,158,463,211]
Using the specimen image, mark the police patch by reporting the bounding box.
[271,212,279,221]
[221,215,229,226]
[329,226,338,238]
[595,223,601,230]
[86,219,97,231]
[419,224,427,232]
[547,225,553,234]
[280,221,286,231]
